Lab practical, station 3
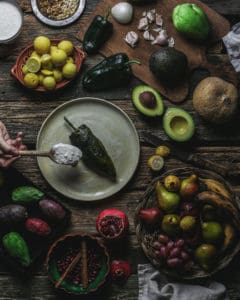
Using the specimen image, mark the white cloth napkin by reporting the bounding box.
[223,22,240,72]
[138,264,229,300]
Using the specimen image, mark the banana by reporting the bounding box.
[199,178,231,201]
[222,223,235,251]
[196,191,240,228]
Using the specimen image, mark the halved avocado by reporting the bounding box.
[132,85,164,117]
[163,107,195,142]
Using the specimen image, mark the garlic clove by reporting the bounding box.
[124,31,139,48]
[156,14,163,26]
[152,29,169,46]
[138,17,149,31]
[147,10,155,24]
[168,37,175,47]
[153,27,162,32]
[111,2,133,24]
[143,30,155,41]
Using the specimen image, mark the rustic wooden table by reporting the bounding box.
[0,0,240,299]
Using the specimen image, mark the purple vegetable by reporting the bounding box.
[39,199,66,221]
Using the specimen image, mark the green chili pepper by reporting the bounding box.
[82,53,141,91]
[83,8,113,54]
[64,117,117,181]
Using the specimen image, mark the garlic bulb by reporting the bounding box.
[111,2,133,24]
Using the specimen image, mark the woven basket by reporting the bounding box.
[135,167,240,279]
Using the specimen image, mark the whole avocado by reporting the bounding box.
[149,48,188,86]
[172,3,210,41]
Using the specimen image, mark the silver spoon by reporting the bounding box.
[0,143,82,166]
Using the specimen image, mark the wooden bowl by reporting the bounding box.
[46,232,110,295]
[11,39,86,92]
[135,167,240,279]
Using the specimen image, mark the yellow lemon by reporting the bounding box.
[41,54,52,65]
[41,69,53,76]
[26,57,41,73]
[43,76,56,90]
[51,49,67,67]
[24,73,39,88]
[67,57,74,64]
[22,65,29,75]
[62,62,77,79]
[34,36,51,55]
[53,69,63,82]
[30,51,41,59]
[38,74,44,85]
[50,45,58,53]
[58,40,74,55]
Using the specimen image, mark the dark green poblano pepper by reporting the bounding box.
[82,53,141,91]
[83,8,113,54]
[12,186,44,204]
[64,117,117,181]
[3,232,31,267]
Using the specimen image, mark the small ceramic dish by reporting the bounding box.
[31,0,86,27]
[46,232,110,295]
[11,39,86,92]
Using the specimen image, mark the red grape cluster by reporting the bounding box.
[151,234,194,271]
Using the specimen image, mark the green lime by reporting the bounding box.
[41,54,52,65]
[26,57,41,73]
[62,62,77,79]
[51,49,67,67]
[53,69,63,82]
[43,76,56,90]
[67,57,74,64]
[34,36,51,55]
[172,3,210,41]
[41,69,53,76]
[22,65,29,75]
[24,73,39,88]
[58,40,74,55]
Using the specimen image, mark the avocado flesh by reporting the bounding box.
[163,108,195,142]
[132,85,164,117]
[149,48,188,86]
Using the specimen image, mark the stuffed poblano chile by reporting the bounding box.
[64,117,117,181]
[82,53,141,91]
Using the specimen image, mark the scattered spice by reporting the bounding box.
[38,0,79,21]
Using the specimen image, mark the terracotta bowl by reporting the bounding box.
[11,39,86,92]
[46,232,110,295]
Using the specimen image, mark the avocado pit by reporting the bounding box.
[139,91,157,109]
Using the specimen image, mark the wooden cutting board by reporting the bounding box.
[77,0,237,103]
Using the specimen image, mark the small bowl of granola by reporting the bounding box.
[31,0,86,27]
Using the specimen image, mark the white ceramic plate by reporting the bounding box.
[37,98,140,201]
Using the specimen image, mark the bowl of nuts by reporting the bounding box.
[46,232,110,295]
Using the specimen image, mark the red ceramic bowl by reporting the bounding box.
[11,39,86,92]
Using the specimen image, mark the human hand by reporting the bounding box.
[0,121,26,168]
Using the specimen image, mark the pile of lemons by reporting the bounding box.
[22,36,77,90]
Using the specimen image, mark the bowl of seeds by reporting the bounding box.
[31,0,86,27]
[46,232,110,295]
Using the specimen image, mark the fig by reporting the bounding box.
[201,222,224,245]
[12,186,44,204]
[111,260,131,283]
[0,204,28,226]
[180,216,196,233]
[25,218,51,236]
[3,232,31,267]
[164,175,181,192]
[39,199,66,221]
[161,214,180,236]
[195,244,217,270]
[139,207,162,226]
